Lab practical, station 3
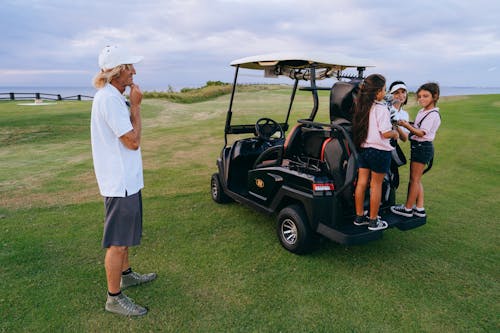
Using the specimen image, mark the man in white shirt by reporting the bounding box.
[91,45,156,316]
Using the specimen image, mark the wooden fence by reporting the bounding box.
[0,92,93,101]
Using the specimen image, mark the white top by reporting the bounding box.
[412,107,441,142]
[91,84,144,197]
[361,101,394,151]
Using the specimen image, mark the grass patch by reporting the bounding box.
[143,80,286,103]
[0,90,498,332]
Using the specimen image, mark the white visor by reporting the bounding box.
[390,83,408,94]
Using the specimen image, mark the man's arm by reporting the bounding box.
[120,84,142,150]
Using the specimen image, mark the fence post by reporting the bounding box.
[77,95,82,101]
[35,93,40,99]
[10,93,15,100]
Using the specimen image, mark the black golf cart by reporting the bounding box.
[211,53,425,254]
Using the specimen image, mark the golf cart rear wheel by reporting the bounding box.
[211,173,232,203]
[277,205,315,254]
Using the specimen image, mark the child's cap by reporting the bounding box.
[390,83,408,94]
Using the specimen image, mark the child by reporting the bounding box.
[353,74,399,231]
[391,82,442,218]
[388,81,410,188]
[388,80,410,142]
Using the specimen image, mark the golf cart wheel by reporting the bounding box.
[211,173,232,203]
[277,205,315,254]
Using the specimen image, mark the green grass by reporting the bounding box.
[0,90,499,332]
[143,81,286,103]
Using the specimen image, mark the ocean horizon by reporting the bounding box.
[0,85,498,98]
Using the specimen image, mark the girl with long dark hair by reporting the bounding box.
[353,74,399,230]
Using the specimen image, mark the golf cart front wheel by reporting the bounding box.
[211,173,232,203]
[277,205,316,254]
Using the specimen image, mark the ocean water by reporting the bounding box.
[436,86,499,96]
[0,85,498,98]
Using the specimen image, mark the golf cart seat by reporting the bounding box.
[319,80,360,203]
[320,125,357,203]
[330,81,359,123]
[253,123,302,169]
[253,122,330,169]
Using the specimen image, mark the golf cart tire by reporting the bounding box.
[277,205,316,254]
[211,173,232,204]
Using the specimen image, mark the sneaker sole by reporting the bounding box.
[353,222,369,226]
[368,226,388,231]
[413,212,426,217]
[105,305,148,317]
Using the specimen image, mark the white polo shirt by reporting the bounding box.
[361,101,394,151]
[91,83,144,197]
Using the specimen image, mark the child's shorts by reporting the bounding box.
[358,147,392,173]
[410,140,434,164]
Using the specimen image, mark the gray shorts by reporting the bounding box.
[102,191,143,248]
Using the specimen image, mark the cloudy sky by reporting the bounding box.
[1,0,499,90]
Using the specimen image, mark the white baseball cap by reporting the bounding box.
[98,45,143,70]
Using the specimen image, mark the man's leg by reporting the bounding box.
[105,246,127,294]
[121,247,130,273]
[104,245,147,316]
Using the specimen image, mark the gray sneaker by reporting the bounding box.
[105,293,147,316]
[121,271,157,290]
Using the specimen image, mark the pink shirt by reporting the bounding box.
[361,101,394,151]
[411,107,441,142]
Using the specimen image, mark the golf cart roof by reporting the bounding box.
[230,52,373,71]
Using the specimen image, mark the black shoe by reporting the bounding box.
[353,215,369,226]
[413,207,426,217]
[390,205,413,217]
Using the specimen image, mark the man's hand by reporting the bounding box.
[129,84,143,107]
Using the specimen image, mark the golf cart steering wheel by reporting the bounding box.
[255,117,284,142]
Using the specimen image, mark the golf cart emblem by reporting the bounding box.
[255,178,265,188]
